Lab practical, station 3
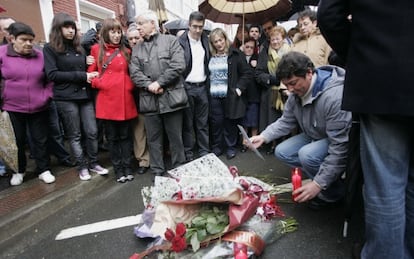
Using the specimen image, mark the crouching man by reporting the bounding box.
[250,51,352,209]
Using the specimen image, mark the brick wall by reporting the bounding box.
[52,0,77,19]
[52,0,126,24]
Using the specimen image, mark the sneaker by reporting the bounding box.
[116,175,127,183]
[78,168,91,181]
[10,173,25,186]
[38,170,56,184]
[89,165,109,175]
[126,174,134,181]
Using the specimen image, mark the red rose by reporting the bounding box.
[175,223,186,237]
[171,236,187,252]
[164,228,175,241]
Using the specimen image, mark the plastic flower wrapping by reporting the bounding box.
[131,154,298,258]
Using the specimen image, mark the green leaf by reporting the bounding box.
[206,223,225,234]
[216,214,229,224]
[190,232,201,252]
[206,216,218,225]
[192,217,207,227]
[197,229,207,241]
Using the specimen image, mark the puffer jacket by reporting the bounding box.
[261,66,352,190]
[129,33,186,115]
[0,44,52,113]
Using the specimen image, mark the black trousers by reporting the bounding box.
[145,110,185,173]
[182,84,210,159]
[105,119,133,175]
[9,110,50,174]
[209,98,239,155]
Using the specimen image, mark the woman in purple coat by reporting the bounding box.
[0,22,55,186]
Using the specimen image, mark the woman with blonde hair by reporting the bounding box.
[208,28,252,159]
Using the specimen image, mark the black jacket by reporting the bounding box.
[43,42,90,101]
[318,0,414,116]
[178,31,210,81]
[220,47,252,119]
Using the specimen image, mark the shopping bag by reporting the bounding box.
[0,111,18,173]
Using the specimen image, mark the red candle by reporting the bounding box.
[291,167,302,201]
[235,251,248,259]
[234,243,248,259]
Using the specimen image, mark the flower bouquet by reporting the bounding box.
[131,154,297,258]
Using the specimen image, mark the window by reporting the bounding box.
[77,0,115,34]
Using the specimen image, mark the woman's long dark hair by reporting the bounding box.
[97,18,130,67]
[48,12,83,53]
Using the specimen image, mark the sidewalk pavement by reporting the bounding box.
[0,151,113,244]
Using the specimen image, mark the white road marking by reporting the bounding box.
[55,214,142,240]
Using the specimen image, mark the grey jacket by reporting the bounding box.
[261,66,352,189]
[129,33,186,114]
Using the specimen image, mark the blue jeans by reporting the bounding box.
[275,133,345,202]
[55,100,98,170]
[360,114,414,259]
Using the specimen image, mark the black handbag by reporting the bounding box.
[166,85,188,109]
[139,91,158,113]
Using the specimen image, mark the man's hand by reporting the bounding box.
[292,180,322,203]
[249,135,265,149]
[147,81,162,94]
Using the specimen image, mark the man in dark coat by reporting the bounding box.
[129,10,187,176]
[318,1,414,258]
[178,11,210,162]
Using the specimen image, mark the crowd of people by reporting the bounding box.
[0,9,338,186]
[1,3,413,258]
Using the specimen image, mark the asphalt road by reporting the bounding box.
[0,150,361,259]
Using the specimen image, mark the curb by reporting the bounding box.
[0,167,112,245]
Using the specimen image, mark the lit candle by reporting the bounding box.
[291,167,302,201]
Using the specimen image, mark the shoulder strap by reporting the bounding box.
[101,49,120,75]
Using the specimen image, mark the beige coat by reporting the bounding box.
[291,29,331,68]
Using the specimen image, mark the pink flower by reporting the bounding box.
[229,166,239,177]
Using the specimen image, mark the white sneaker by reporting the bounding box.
[38,170,56,184]
[89,165,109,175]
[10,173,25,186]
[79,168,91,181]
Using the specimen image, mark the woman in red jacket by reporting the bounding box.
[88,18,138,183]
